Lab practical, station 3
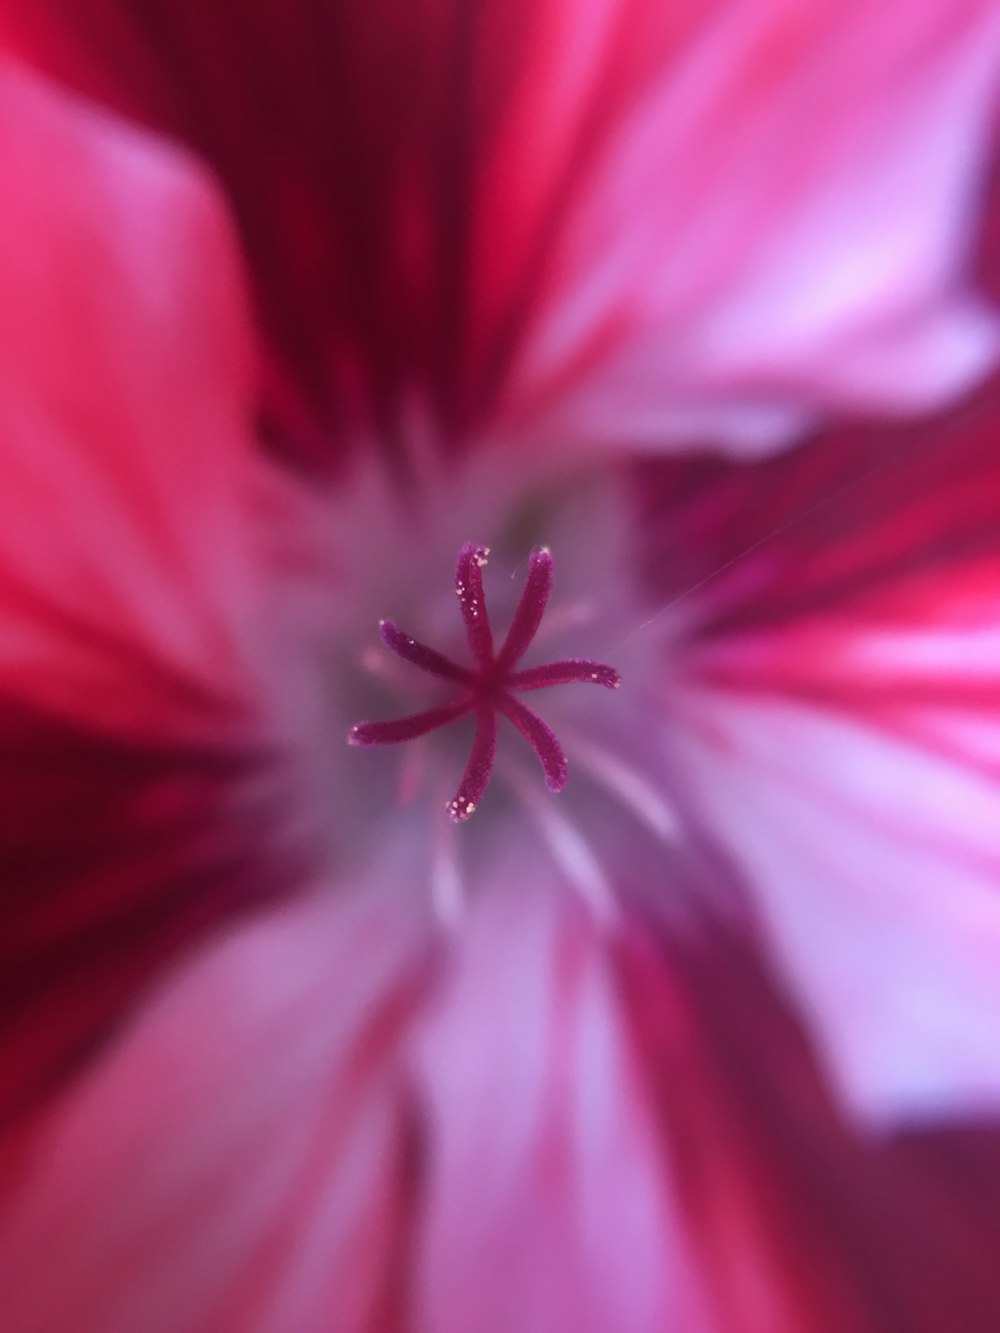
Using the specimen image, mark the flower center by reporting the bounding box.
[348,543,620,821]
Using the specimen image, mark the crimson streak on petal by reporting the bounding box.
[348,545,620,821]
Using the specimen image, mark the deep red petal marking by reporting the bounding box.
[349,546,619,818]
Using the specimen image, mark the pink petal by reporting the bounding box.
[0,1,479,467]
[616,914,1000,1331]
[493,1,1000,455]
[413,878,710,1333]
[5,3,998,464]
[0,57,260,729]
[671,673,1000,1126]
[0,62,297,1123]
[0,701,306,1130]
[0,883,432,1333]
[646,377,1000,1122]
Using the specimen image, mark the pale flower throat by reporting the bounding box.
[348,544,621,820]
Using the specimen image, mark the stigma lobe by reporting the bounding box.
[349,544,620,821]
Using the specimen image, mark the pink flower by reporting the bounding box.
[1,3,1000,1329]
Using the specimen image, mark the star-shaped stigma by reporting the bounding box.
[348,544,621,821]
